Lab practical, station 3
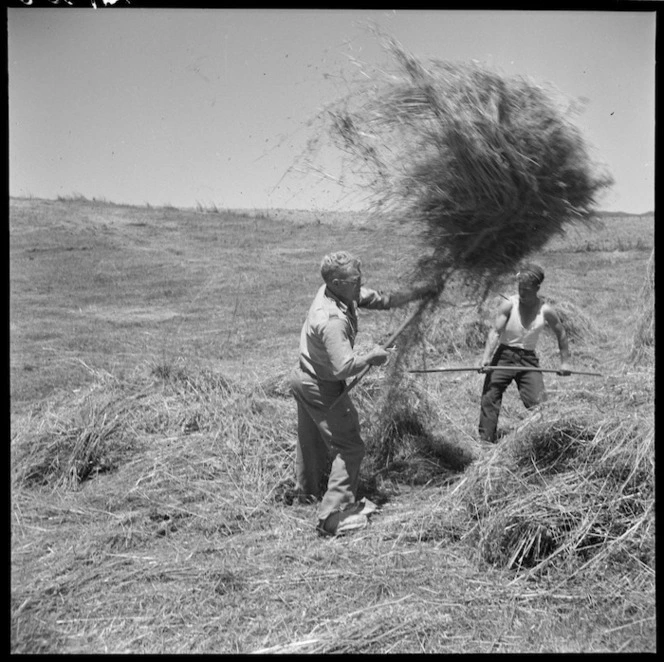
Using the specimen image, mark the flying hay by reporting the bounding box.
[326,38,613,296]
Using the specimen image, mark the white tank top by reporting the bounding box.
[499,295,547,351]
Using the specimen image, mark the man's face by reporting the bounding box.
[333,266,362,303]
[518,278,539,303]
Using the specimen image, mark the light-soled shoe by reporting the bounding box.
[358,497,379,516]
[317,498,378,536]
[335,512,369,535]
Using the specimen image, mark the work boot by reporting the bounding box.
[316,498,378,537]
[317,510,368,536]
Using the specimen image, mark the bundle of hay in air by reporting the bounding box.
[326,38,612,299]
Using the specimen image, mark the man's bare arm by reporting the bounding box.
[544,305,572,375]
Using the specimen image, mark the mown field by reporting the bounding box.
[10,197,654,653]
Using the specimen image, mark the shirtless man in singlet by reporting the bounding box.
[478,263,572,443]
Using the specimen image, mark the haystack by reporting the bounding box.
[320,37,613,471]
[361,374,479,486]
[453,402,654,573]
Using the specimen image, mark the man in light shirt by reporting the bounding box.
[290,251,433,536]
[478,263,572,443]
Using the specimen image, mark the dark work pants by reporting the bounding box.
[290,368,365,521]
[478,345,545,442]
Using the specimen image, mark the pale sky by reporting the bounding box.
[8,7,656,214]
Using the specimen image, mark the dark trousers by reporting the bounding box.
[478,345,545,442]
[290,368,365,521]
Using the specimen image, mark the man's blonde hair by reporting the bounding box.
[320,251,361,284]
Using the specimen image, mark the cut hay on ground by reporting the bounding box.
[629,249,654,364]
[12,380,143,490]
[12,360,655,652]
[11,364,294,496]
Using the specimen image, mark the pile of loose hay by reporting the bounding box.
[543,296,608,346]
[364,374,479,479]
[11,381,142,490]
[11,364,295,495]
[450,398,654,575]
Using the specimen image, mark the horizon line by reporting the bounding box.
[8,194,655,218]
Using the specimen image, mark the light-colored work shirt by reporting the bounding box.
[499,295,547,351]
[299,284,391,382]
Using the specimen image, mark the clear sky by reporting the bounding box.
[8,7,656,214]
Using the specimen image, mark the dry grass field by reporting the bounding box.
[10,197,654,653]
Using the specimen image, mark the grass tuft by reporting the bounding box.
[629,249,654,364]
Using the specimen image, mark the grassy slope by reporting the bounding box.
[9,198,409,410]
[10,198,655,653]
